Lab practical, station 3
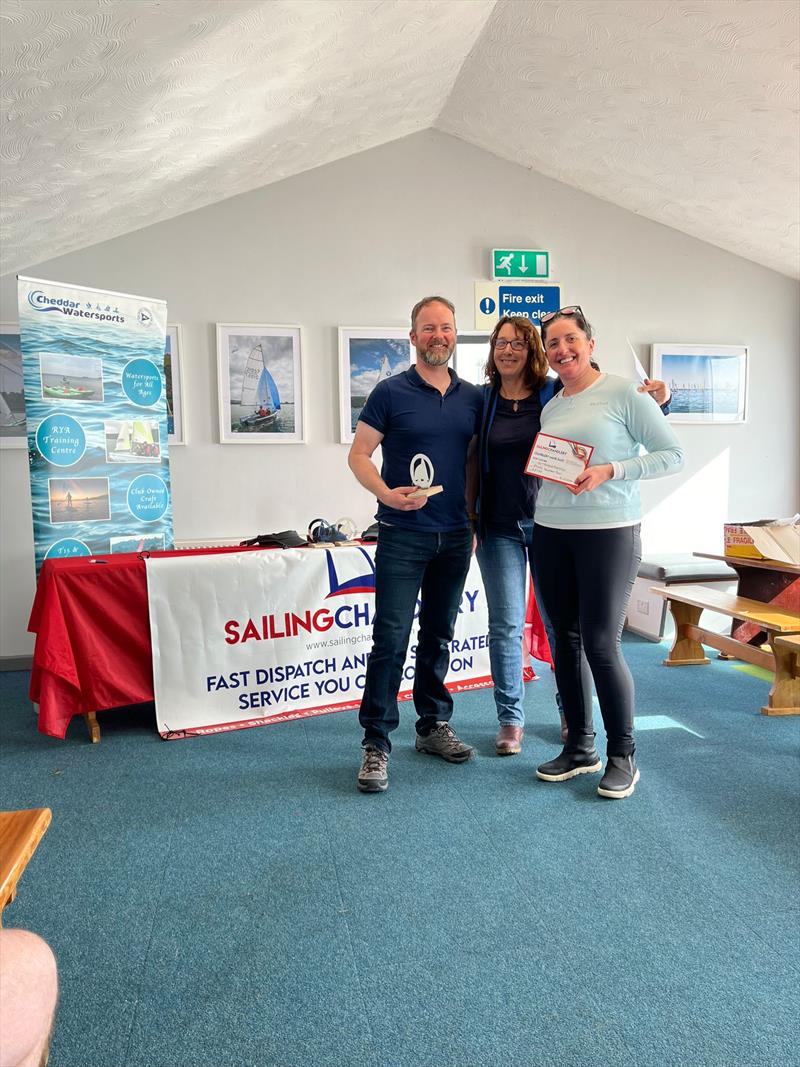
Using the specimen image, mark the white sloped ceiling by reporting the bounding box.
[1,0,798,278]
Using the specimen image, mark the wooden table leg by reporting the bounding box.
[83,712,101,743]
[663,601,711,666]
[762,642,800,716]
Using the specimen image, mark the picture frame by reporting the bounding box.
[0,323,27,449]
[165,324,186,445]
[455,330,492,386]
[216,323,304,444]
[651,344,748,424]
[338,327,412,444]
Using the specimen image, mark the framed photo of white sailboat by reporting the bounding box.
[216,324,304,444]
[165,325,186,445]
[338,327,412,444]
[0,324,27,449]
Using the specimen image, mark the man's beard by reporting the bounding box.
[416,342,454,367]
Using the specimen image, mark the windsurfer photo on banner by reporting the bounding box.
[216,324,304,444]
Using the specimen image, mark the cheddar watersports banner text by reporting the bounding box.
[17,276,172,572]
[146,546,492,738]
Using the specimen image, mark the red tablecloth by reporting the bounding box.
[28,546,268,739]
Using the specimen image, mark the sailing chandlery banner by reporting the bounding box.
[17,276,172,572]
[146,546,494,739]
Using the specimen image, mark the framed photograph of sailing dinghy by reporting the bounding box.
[216,323,304,444]
[651,344,748,424]
[165,325,186,445]
[0,324,27,449]
[338,327,412,444]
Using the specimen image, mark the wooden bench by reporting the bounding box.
[654,584,800,716]
[0,808,52,925]
[771,635,800,717]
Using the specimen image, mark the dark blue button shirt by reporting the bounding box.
[358,366,481,532]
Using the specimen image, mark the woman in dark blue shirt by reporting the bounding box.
[474,316,561,755]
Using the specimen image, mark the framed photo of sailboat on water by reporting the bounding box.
[338,327,412,444]
[651,344,748,424]
[0,324,27,449]
[216,323,304,444]
[165,325,186,445]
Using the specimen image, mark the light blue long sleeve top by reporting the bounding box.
[535,373,684,528]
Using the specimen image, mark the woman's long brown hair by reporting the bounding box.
[482,316,549,391]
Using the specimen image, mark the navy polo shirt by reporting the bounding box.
[359,365,482,532]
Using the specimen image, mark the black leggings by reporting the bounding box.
[533,524,641,757]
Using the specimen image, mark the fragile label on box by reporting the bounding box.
[723,524,765,559]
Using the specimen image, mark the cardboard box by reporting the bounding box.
[724,519,800,566]
[723,524,765,559]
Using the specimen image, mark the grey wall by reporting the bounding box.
[2,129,798,656]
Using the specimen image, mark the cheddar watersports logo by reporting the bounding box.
[27,290,125,323]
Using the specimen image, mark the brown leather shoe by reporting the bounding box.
[495,725,523,755]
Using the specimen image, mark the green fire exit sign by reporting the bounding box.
[492,249,550,280]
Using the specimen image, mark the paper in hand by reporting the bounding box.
[626,337,649,384]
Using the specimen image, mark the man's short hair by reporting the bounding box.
[410,296,456,332]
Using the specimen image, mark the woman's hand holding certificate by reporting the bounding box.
[525,432,595,488]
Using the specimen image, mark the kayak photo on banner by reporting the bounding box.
[17,276,173,572]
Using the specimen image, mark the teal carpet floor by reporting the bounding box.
[1,634,798,1067]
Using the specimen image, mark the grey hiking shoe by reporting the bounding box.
[415,722,474,763]
[357,745,388,792]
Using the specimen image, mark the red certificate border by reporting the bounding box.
[524,431,594,487]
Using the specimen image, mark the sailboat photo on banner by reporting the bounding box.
[216,323,304,444]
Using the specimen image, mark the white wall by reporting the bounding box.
[2,129,798,656]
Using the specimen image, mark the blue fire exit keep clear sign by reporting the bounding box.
[499,286,560,324]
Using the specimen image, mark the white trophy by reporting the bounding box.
[409,453,443,499]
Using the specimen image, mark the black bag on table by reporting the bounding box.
[240,530,307,549]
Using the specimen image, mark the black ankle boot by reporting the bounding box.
[597,753,640,799]
[536,737,602,783]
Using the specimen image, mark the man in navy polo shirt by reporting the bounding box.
[348,296,482,793]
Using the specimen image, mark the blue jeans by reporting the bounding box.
[476,520,560,727]
[359,523,473,753]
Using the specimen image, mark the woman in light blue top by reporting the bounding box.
[532,307,684,799]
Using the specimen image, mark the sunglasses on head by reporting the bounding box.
[539,305,584,328]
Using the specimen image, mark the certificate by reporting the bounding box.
[525,432,594,486]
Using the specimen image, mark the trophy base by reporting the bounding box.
[409,485,443,499]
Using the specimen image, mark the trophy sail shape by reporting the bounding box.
[409,452,443,499]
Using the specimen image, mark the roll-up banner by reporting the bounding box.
[17,276,173,572]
